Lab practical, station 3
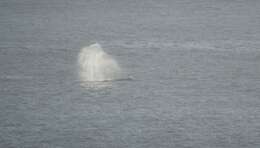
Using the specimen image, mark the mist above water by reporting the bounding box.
[78,43,122,82]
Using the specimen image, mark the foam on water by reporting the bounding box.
[78,43,122,82]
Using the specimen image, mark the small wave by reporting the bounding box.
[0,75,33,80]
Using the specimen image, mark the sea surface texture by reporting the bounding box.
[0,0,260,147]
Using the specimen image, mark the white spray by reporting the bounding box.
[78,43,121,82]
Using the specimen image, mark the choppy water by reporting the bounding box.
[0,0,260,147]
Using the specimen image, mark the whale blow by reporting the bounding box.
[78,43,121,82]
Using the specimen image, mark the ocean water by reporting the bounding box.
[0,0,260,147]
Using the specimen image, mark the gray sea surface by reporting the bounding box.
[0,0,260,147]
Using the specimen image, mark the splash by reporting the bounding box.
[78,43,121,82]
